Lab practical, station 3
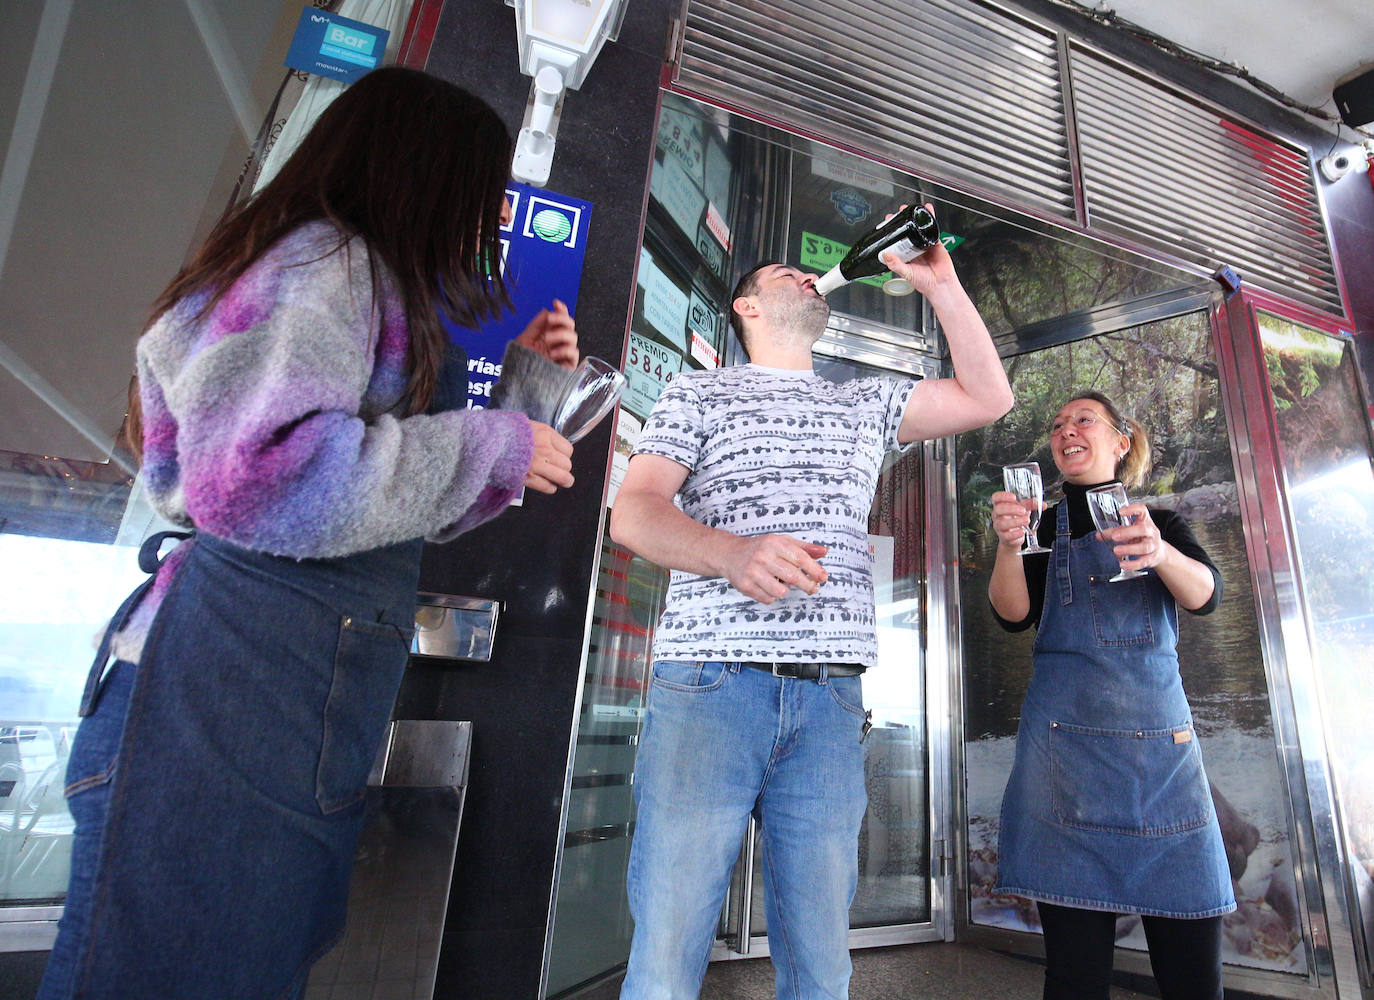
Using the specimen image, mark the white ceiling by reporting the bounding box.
[1097,0,1374,135]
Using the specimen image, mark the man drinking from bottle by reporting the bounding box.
[609,221,1012,1000]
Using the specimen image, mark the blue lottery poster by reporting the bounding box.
[444,183,593,408]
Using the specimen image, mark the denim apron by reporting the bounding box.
[994,500,1235,918]
[39,347,471,1000]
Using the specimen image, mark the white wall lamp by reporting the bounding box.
[508,0,629,186]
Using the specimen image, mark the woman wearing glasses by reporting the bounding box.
[987,391,1231,1000]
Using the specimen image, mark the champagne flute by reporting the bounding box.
[1086,483,1148,582]
[1001,462,1051,554]
[552,356,627,444]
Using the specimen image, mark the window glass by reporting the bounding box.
[0,454,147,906]
[1258,312,1374,970]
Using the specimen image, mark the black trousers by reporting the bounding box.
[1038,901,1224,1000]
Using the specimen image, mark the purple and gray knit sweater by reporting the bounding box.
[111,222,534,663]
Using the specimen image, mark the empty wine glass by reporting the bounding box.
[1086,483,1148,582]
[552,356,627,444]
[1002,462,1052,554]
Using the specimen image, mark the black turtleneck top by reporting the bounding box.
[993,479,1223,632]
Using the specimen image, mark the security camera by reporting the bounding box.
[1319,151,1356,182]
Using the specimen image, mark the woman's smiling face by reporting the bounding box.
[1049,398,1130,484]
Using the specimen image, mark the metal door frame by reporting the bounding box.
[1217,289,1373,998]
[544,74,1374,996]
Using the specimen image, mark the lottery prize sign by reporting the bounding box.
[442,183,593,407]
[624,332,681,418]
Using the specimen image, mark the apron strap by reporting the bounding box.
[79,530,193,717]
[1054,499,1073,606]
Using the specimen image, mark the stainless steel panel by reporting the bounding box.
[0,905,60,952]
[1242,306,1374,994]
[1206,296,1355,997]
[924,439,956,939]
[727,820,758,956]
[676,0,1077,217]
[307,721,472,1000]
[368,720,473,789]
[813,314,942,378]
[411,592,500,662]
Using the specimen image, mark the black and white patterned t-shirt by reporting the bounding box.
[633,363,916,666]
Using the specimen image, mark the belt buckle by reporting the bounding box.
[770,662,802,678]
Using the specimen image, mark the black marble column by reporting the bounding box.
[394,2,676,997]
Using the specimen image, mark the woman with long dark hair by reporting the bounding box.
[988,390,1232,999]
[39,67,576,999]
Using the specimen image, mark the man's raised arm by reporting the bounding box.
[885,239,1014,444]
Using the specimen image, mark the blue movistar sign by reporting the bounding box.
[285,10,390,84]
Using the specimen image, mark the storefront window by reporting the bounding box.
[0,457,144,906]
[1257,312,1374,973]
[0,0,389,928]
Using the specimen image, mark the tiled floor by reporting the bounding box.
[576,940,1156,1000]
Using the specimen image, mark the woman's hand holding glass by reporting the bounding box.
[512,298,581,493]
[524,421,574,494]
[999,462,1052,554]
[990,490,1042,552]
[1094,500,1167,570]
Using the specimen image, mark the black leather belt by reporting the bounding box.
[741,661,865,679]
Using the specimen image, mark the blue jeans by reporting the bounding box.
[38,533,419,1000]
[621,661,868,1000]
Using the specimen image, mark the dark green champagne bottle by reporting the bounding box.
[813,205,940,295]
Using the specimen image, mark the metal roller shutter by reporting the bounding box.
[674,0,1343,315]
[675,0,1078,218]
[1070,46,1341,313]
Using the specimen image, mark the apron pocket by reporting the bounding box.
[1050,720,1211,836]
[315,615,413,815]
[1088,574,1154,647]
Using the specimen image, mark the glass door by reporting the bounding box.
[542,94,962,995]
[541,92,744,998]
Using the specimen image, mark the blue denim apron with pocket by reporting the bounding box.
[38,347,473,1000]
[994,500,1234,918]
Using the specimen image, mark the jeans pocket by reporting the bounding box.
[827,675,867,717]
[1088,575,1154,647]
[315,615,412,815]
[63,662,135,799]
[650,660,731,693]
[1050,721,1211,836]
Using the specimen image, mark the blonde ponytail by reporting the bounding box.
[1117,415,1151,490]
